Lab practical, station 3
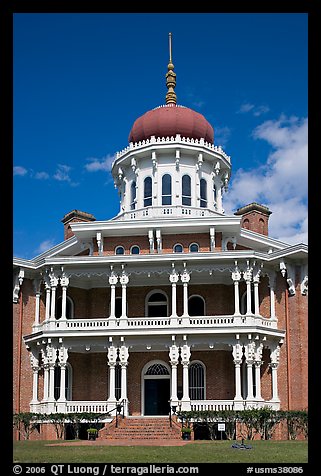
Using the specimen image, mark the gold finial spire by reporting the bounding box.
[165,32,177,105]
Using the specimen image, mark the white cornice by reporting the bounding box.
[70,214,242,237]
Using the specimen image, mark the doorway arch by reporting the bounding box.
[141,360,170,416]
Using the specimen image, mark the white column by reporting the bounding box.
[43,364,49,402]
[30,352,39,406]
[119,268,129,325]
[119,341,129,416]
[216,183,223,213]
[60,275,69,319]
[49,273,59,321]
[57,345,68,404]
[254,342,263,401]
[253,279,260,316]
[243,263,253,318]
[270,344,281,402]
[268,271,277,320]
[44,281,51,322]
[109,269,118,321]
[180,265,190,322]
[169,338,179,405]
[107,342,117,411]
[180,339,191,411]
[232,342,244,409]
[245,342,256,403]
[169,265,179,323]
[232,262,241,316]
[33,279,41,328]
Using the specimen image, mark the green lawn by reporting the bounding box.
[13,440,308,463]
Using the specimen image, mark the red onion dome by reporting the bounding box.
[128,104,214,144]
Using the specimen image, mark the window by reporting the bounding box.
[144,177,152,207]
[189,362,205,400]
[145,363,169,375]
[54,362,72,400]
[56,296,74,319]
[213,185,217,204]
[173,243,183,253]
[115,246,125,255]
[182,175,191,206]
[188,295,205,316]
[115,362,121,400]
[200,178,207,208]
[240,290,255,315]
[130,181,136,210]
[115,297,122,318]
[147,291,168,317]
[130,245,140,255]
[162,174,172,205]
[189,243,199,253]
[243,218,250,230]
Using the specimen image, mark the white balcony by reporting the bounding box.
[33,314,278,334]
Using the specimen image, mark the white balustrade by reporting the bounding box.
[36,314,277,333]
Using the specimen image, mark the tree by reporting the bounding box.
[13,412,43,440]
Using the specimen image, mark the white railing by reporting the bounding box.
[36,314,277,333]
[116,205,217,221]
[65,401,110,413]
[190,400,235,411]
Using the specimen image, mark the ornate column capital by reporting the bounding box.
[169,343,180,365]
[232,341,243,364]
[231,261,241,282]
[107,344,118,365]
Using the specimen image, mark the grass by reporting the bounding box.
[13,440,308,464]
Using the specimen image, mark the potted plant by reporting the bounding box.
[87,428,98,441]
[181,427,192,440]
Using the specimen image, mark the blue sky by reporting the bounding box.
[13,13,308,259]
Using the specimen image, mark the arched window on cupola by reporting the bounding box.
[182,175,191,206]
[130,181,136,210]
[200,178,207,208]
[144,177,152,207]
[162,174,172,205]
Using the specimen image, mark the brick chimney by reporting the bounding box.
[234,202,272,236]
[61,210,96,240]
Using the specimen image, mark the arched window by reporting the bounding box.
[130,245,140,255]
[130,181,136,210]
[259,218,265,234]
[182,175,191,206]
[188,295,205,316]
[189,243,199,253]
[145,363,170,376]
[115,246,125,255]
[200,178,207,208]
[162,174,172,205]
[240,290,255,315]
[144,177,152,207]
[189,362,205,400]
[173,243,183,253]
[243,218,250,230]
[146,291,168,317]
[54,362,72,401]
[56,296,74,320]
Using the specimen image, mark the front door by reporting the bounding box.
[144,379,170,415]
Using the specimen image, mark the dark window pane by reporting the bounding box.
[200,178,207,207]
[174,244,183,253]
[162,174,172,205]
[131,246,140,254]
[115,246,124,255]
[189,243,199,252]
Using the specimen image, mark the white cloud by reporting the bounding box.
[238,102,255,113]
[237,102,269,117]
[35,239,57,254]
[53,164,72,181]
[215,126,231,147]
[35,171,49,180]
[224,115,308,244]
[85,154,115,172]
[14,166,28,176]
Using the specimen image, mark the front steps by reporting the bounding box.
[99,416,182,440]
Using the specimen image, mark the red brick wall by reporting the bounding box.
[240,211,269,236]
[69,353,108,401]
